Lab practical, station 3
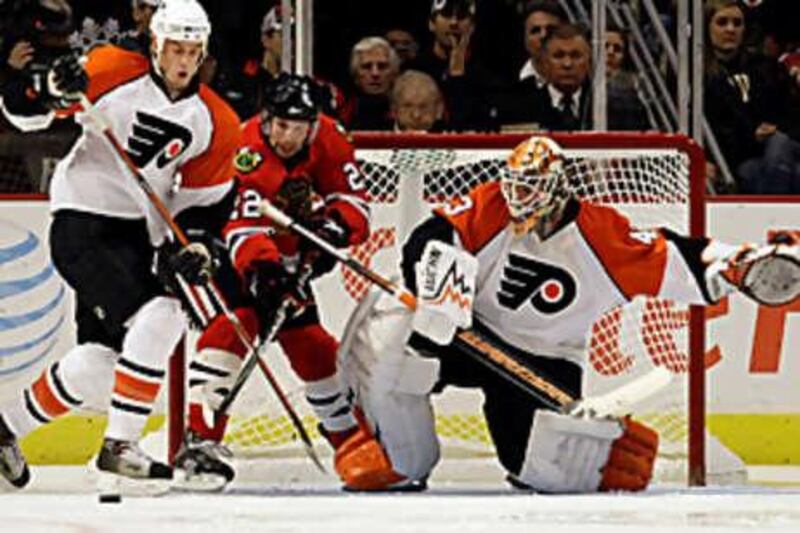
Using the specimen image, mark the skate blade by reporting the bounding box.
[95,469,171,498]
[171,469,229,493]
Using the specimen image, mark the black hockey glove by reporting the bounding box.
[248,260,296,323]
[156,238,215,291]
[32,53,87,110]
[300,211,350,278]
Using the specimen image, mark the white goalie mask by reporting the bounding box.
[150,0,211,65]
[501,136,567,225]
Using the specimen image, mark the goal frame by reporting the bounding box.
[167,131,708,486]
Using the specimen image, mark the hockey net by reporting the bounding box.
[185,132,739,485]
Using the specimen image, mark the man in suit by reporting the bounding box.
[502,24,591,131]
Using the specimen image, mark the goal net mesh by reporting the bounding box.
[215,134,740,483]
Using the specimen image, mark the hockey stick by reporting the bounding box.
[77,94,324,471]
[260,200,673,415]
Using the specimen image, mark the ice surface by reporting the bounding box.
[4,462,800,533]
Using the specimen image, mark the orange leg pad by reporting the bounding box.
[600,418,659,492]
[334,426,406,491]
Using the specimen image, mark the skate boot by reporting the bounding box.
[95,438,173,497]
[173,431,235,492]
[0,415,30,489]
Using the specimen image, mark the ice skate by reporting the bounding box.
[173,431,235,492]
[95,438,173,497]
[0,416,30,490]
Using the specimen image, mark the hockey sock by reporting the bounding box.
[106,297,185,442]
[1,343,116,438]
[278,325,357,435]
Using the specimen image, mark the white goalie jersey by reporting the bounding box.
[410,181,715,367]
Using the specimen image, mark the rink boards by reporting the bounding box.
[0,197,799,467]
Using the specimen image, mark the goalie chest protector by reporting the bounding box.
[437,182,692,367]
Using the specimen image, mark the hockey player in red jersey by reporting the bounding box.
[0,0,240,494]
[338,135,800,493]
[176,73,401,491]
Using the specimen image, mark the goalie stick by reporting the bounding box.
[260,200,673,416]
[77,94,324,471]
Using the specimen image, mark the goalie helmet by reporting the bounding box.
[150,0,211,62]
[502,135,567,225]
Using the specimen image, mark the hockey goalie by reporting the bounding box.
[335,135,800,493]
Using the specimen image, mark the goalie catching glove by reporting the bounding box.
[517,410,658,493]
[705,233,800,307]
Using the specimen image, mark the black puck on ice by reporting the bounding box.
[99,493,122,504]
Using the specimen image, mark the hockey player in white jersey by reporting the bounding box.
[338,135,800,492]
[0,0,241,493]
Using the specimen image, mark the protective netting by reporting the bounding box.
[219,137,739,482]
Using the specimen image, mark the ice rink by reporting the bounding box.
[5,461,800,533]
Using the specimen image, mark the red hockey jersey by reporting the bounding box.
[224,114,370,276]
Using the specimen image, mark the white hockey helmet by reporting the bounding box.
[149,0,211,61]
[502,135,566,224]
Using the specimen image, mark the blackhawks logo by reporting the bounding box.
[234,147,263,173]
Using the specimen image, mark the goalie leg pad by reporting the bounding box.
[517,410,625,493]
[334,421,408,491]
[599,417,658,492]
[338,287,441,482]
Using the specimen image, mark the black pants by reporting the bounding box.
[50,210,163,352]
[412,323,583,476]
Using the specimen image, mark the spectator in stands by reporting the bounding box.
[390,69,446,132]
[1,0,74,84]
[605,24,651,131]
[222,4,288,119]
[704,0,800,194]
[501,23,591,131]
[118,0,159,55]
[385,28,420,70]
[341,36,399,130]
[414,0,504,131]
[518,0,567,86]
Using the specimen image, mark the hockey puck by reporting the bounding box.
[99,494,122,504]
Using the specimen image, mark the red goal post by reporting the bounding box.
[169,131,711,486]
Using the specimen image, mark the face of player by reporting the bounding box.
[155,39,204,94]
[268,117,312,159]
[543,36,591,94]
[605,31,625,73]
[524,11,561,60]
[354,47,395,95]
[262,29,285,60]
[709,6,744,56]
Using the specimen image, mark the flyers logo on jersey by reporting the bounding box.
[126,112,192,169]
[498,254,576,314]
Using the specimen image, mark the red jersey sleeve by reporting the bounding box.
[308,117,370,246]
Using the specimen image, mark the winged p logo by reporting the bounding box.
[126,111,193,169]
[498,253,577,314]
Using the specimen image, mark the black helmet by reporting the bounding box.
[263,73,320,121]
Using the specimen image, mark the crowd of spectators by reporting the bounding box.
[0,0,798,193]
